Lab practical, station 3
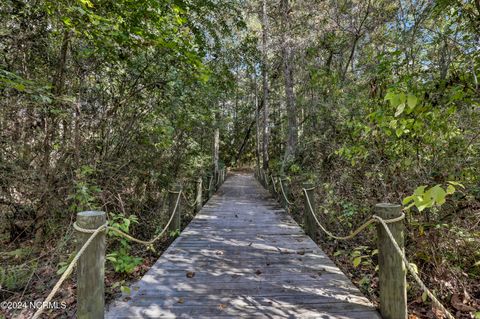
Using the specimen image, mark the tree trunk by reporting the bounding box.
[34,29,71,247]
[281,0,298,168]
[254,72,261,170]
[261,0,270,170]
[213,109,220,179]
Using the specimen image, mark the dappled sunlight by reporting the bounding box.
[106,173,380,318]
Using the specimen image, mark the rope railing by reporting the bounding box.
[31,190,182,319]
[31,168,228,319]
[254,168,454,319]
[270,175,277,193]
[301,187,455,319]
[373,216,455,319]
[182,191,198,208]
[32,223,107,319]
[279,178,294,205]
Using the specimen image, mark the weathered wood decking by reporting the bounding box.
[106,173,381,318]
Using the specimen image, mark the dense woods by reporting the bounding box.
[1,0,479,318]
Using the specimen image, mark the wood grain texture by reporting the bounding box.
[375,203,407,319]
[106,173,381,319]
[77,211,106,319]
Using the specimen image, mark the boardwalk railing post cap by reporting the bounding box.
[77,211,105,218]
[375,203,401,209]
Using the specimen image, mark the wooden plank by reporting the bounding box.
[106,173,380,319]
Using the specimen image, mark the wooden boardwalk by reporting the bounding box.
[106,173,381,318]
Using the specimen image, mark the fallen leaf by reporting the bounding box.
[177,297,184,304]
[218,303,227,310]
[186,271,195,278]
[451,293,476,312]
[255,269,262,275]
[432,304,445,319]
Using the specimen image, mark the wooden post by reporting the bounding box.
[208,174,213,198]
[280,175,289,209]
[262,169,267,188]
[273,175,280,200]
[271,174,277,196]
[268,173,274,195]
[168,184,182,233]
[375,203,407,319]
[302,182,316,241]
[76,211,106,319]
[195,177,202,213]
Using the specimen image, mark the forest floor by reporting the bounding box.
[1,171,479,319]
[0,229,177,318]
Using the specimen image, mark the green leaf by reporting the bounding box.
[14,83,26,91]
[56,262,69,275]
[353,256,362,268]
[395,103,406,117]
[429,185,447,205]
[416,198,433,212]
[395,128,404,137]
[120,286,131,294]
[402,195,414,205]
[422,291,428,302]
[413,186,427,195]
[407,94,418,110]
[446,184,455,195]
[384,91,395,101]
[447,181,465,189]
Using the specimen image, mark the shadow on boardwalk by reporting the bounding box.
[106,173,381,319]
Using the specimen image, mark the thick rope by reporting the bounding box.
[303,188,403,239]
[270,175,278,193]
[32,190,182,319]
[74,190,182,245]
[31,224,107,319]
[302,187,454,319]
[279,178,294,205]
[374,216,455,319]
[182,191,197,208]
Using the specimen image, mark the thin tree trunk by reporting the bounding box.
[34,29,71,247]
[261,0,270,170]
[254,72,261,170]
[213,108,220,179]
[281,0,298,168]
